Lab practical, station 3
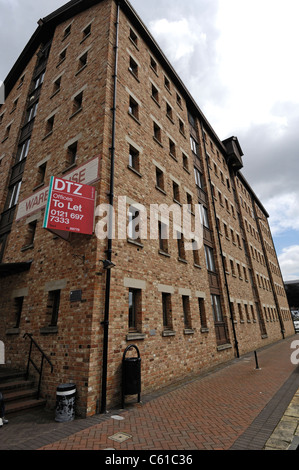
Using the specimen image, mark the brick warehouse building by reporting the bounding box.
[0,0,295,417]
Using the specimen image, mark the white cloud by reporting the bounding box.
[149,17,207,72]
[211,0,299,137]
[279,245,299,281]
[265,193,299,236]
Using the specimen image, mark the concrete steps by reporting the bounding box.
[0,368,46,415]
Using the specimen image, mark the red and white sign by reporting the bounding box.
[16,156,100,221]
[43,177,96,236]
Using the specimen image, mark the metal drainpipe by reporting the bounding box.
[199,121,239,358]
[100,1,120,414]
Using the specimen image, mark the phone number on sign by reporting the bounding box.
[50,210,84,224]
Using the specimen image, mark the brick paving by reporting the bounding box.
[1,336,298,451]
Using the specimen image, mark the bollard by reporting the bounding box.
[254,351,261,370]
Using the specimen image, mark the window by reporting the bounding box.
[45,115,54,136]
[58,48,67,65]
[176,93,182,107]
[78,51,88,72]
[251,305,256,321]
[166,103,173,120]
[172,181,180,203]
[128,288,141,331]
[230,229,235,244]
[128,206,140,240]
[162,293,172,330]
[129,96,139,120]
[225,198,230,213]
[47,290,60,327]
[23,220,37,248]
[211,294,223,322]
[230,302,236,321]
[12,98,19,113]
[18,75,25,88]
[129,28,138,47]
[129,56,138,78]
[151,84,159,104]
[179,119,185,135]
[36,162,47,187]
[223,255,228,272]
[188,112,196,128]
[13,297,24,329]
[194,168,203,189]
[129,145,140,172]
[237,303,244,322]
[150,56,157,73]
[198,298,207,329]
[192,239,200,266]
[182,154,189,171]
[26,102,38,123]
[37,43,51,67]
[182,296,191,329]
[66,141,78,167]
[158,221,168,253]
[156,167,164,191]
[82,24,91,41]
[164,76,171,92]
[153,122,162,144]
[190,136,199,156]
[204,245,216,272]
[33,72,45,90]
[187,193,193,212]
[230,259,235,276]
[177,231,185,260]
[169,139,176,158]
[63,24,71,40]
[72,91,83,115]
[237,263,241,278]
[245,304,250,321]
[6,181,21,210]
[200,205,209,228]
[16,138,30,163]
[53,77,61,95]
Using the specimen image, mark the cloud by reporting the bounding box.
[279,245,299,281]
[149,18,207,63]
[0,0,66,80]
[265,193,299,236]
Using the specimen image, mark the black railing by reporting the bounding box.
[23,333,53,399]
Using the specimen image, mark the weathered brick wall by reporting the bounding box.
[0,0,116,417]
[0,0,294,417]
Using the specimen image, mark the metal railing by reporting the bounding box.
[23,333,53,399]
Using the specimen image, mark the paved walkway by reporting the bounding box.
[1,336,298,451]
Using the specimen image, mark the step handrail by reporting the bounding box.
[23,333,53,400]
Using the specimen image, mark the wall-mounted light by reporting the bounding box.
[100,259,116,270]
